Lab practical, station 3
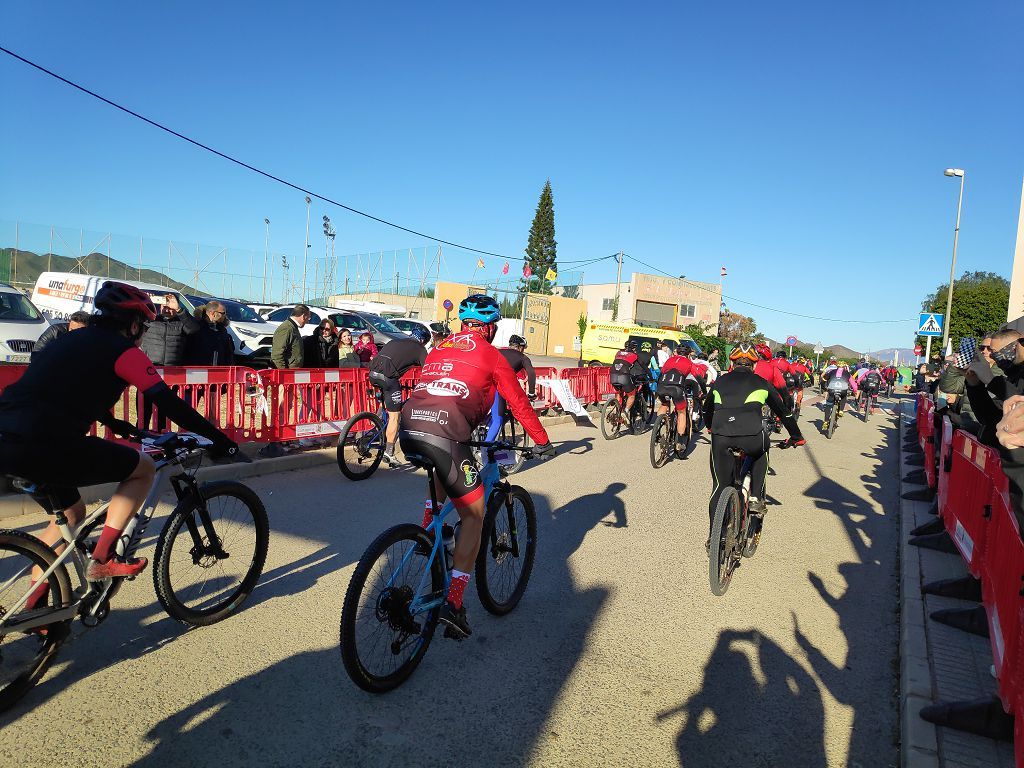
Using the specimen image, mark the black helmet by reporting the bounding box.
[624,339,638,352]
[407,326,431,345]
[509,334,527,348]
[775,349,787,359]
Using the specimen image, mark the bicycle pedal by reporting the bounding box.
[443,626,468,642]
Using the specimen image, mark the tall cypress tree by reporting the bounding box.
[522,180,557,295]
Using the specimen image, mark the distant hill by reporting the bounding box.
[765,338,910,363]
[2,248,199,295]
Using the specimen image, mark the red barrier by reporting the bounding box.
[531,367,561,411]
[559,368,594,407]
[257,367,369,441]
[918,396,937,489]
[940,430,997,577]
[936,416,954,513]
[0,364,27,395]
[592,366,614,402]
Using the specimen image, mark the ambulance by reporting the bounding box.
[580,321,700,366]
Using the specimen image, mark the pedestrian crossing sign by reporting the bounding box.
[918,313,944,337]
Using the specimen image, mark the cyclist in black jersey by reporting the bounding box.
[702,342,805,550]
[0,282,239,586]
[500,335,537,400]
[368,331,429,465]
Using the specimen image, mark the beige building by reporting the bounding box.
[1007,178,1024,322]
[577,272,721,330]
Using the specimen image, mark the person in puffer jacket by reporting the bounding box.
[141,293,200,365]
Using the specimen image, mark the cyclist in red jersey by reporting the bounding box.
[400,295,554,639]
[753,344,787,392]
[654,350,694,456]
[789,357,812,417]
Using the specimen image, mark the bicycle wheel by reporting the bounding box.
[153,481,269,626]
[709,488,743,596]
[340,523,443,693]
[0,530,73,712]
[825,403,837,439]
[863,394,870,421]
[476,486,537,615]
[632,395,649,434]
[649,413,672,469]
[600,399,624,440]
[337,411,385,481]
[500,417,529,475]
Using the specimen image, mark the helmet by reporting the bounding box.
[775,349,788,359]
[407,326,431,345]
[729,342,759,366]
[624,339,638,353]
[458,294,501,324]
[508,334,527,348]
[95,281,157,321]
[755,343,772,361]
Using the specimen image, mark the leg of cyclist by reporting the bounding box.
[381,379,405,464]
[88,451,156,578]
[707,436,735,550]
[674,396,689,454]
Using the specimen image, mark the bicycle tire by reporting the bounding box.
[476,486,537,615]
[600,399,623,440]
[153,481,269,626]
[337,411,385,481]
[709,487,742,596]
[863,394,870,422]
[649,413,672,469]
[0,529,73,712]
[340,524,443,693]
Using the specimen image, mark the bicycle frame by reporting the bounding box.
[0,441,205,634]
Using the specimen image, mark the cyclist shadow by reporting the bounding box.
[658,628,827,767]
[129,483,627,767]
[551,436,595,456]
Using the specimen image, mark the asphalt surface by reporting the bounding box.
[0,391,902,767]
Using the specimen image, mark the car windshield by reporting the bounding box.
[0,291,44,322]
[362,314,402,334]
[221,302,264,323]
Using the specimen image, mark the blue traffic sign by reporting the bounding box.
[918,313,944,337]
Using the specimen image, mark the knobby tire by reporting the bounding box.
[476,486,537,615]
[337,411,385,481]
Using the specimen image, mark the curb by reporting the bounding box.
[0,412,579,522]
[898,402,940,768]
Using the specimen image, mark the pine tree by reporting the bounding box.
[522,180,557,295]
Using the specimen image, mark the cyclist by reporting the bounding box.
[701,343,804,550]
[822,358,858,419]
[855,363,883,414]
[655,347,694,457]
[789,356,813,417]
[881,363,899,395]
[609,340,649,429]
[0,282,240,594]
[400,295,554,640]
[753,344,789,400]
[369,326,430,465]
[500,334,537,401]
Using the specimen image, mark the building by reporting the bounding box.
[1007,178,1024,322]
[577,272,721,331]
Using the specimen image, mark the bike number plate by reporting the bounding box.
[494,450,515,467]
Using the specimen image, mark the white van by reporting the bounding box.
[0,283,50,364]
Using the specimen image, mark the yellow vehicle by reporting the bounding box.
[580,321,700,366]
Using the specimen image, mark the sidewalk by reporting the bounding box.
[898,405,1015,767]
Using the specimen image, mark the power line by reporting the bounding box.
[625,254,915,325]
[0,45,515,260]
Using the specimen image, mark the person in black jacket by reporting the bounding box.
[186,302,235,366]
[31,311,90,361]
[141,293,200,366]
[303,318,340,367]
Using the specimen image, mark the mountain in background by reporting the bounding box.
[2,248,199,295]
[765,338,914,363]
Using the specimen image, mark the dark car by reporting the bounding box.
[328,311,407,347]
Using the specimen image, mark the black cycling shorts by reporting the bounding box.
[0,434,141,512]
[370,373,404,413]
[398,430,483,508]
[656,383,687,410]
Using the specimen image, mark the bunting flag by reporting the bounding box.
[545,267,557,282]
[476,258,485,269]
[721,266,727,277]
[523,264,533,278]
[502,261,509,275]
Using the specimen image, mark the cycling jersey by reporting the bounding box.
[499,348,537,395]
[401,331,548,445]
[824,366,858,393]
[856,368,882,393]
[702,366,800,438]
[656,354,693,408]
[789,362,811,388]
[610,350,647,392]
[369,338,427,381]
[661,354,694,377]
[754,359,787,393]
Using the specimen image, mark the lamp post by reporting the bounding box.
[302,196,312,302]
[322,215,335,302]
[941,168,966,354]
[262,218,270,303]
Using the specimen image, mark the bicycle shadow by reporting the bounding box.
[128,482,628,767]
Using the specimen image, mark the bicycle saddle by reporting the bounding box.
[403,452,437,471]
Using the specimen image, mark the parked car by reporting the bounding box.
[389,317,448,349]
[326,310,408,347]
[0,283,50,364]
[187,295,276,365]
[262,305,331,337]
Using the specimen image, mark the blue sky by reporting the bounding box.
[2,2,1022,351]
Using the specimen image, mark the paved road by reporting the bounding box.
[0,393,902,767]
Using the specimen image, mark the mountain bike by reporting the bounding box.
[337,390,390,481]
[822,382,850,439]
[600,382,651,440]
[340,439,540,693]
[861,387,878,421]
[0,433,269,712]
[650,388,698,468]
[709,446,768,596]
[473,401,534,476]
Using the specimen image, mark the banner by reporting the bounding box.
[539,377,591,422]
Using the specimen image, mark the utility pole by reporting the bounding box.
[941,168,966,353]
[302,196,311,301]
[613,251,623,321]
[262,218,270,303]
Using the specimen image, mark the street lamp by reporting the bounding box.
[262,218,270,303]
[941,168,966,354]
[302,196,312,302]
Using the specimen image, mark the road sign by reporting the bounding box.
[918,313,944,337]
[914,344,923,355]
[786,335,798,346]
[813,342,824,354]
[442,299,454,312]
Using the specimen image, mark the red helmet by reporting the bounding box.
[95,281,157,321]
[755,343,773,361]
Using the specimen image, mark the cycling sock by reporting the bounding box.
[447,570,471,609]
[385,442,395,454]
[92,525,124,564]
[25,580,50,610]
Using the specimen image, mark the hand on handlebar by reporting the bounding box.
[208,439,251,463]
[105,418,148,441]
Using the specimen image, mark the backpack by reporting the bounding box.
[864,371,881,388]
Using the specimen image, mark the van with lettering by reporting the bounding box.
[32,272,197,323]
[580,321,700,366]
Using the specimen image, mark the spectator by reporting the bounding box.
[354,331,378,365]
[656,340,671,368]
[271,304,310,369]
[141,293,200,365]
[337,328,359,367]
[707,348,720,371]
[303,318,340,367]
[186,301,235,366]
[31,311,91,361]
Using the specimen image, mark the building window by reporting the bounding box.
[679,303,696,318]
[602,298,615,311]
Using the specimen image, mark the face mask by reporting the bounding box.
[992,339,1019,371]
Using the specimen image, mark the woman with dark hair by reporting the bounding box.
[304,318,340,367]
[337,328,359,367]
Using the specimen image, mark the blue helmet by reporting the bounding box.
[458,294,501,324]
[407,325,431,345]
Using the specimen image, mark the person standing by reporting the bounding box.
[186,301,234,366]
[304,318,340,367]
[142,294,200,366]
[337,327,359,367]
[271,304,310,369]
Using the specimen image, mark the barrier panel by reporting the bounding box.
[941,431,997,577]
[918,397,937,489]
[592,366,613,401]
[559,368,595,407]
[258,367,367,441]
[936,416,954,513]
[530,366,561,411]
[0,364,27,395]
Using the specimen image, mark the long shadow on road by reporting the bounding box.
[128,480,628,767]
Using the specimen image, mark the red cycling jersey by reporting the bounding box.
[754,359,787,391]
[690,360,709,379]
[773,358,792,375]
[789,362,811,382]
[661,355,693,377]
[402,330,549,445]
